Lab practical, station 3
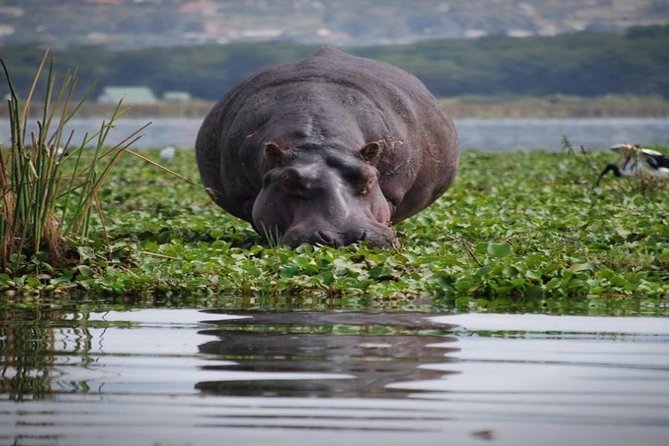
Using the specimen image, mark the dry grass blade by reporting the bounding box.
[125,149,207,191]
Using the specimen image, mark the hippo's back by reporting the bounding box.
[226,48,432,108]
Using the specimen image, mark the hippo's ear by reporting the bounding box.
[360,141,383,162]
[264,141,285,167]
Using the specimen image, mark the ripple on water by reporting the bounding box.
[1,309,668,446]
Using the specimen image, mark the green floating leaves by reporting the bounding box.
[487,242,512,258]
[1,146,668,306]
[369,266,395,280]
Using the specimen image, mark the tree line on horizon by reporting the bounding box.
[1,25,668,101]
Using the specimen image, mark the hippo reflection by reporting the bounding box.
[195,312,459,399]
[195,49,459,247]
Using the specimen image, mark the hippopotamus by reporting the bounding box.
[195,48,459,248]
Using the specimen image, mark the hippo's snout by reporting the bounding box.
[281,224,397,249]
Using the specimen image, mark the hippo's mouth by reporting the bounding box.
[279,223,397,248]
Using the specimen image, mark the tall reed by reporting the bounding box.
[0,51,147,272]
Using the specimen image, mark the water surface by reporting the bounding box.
[2,309,668,445]
[2,117,668,150]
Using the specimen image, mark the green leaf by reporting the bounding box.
[524,269,543,280]
[454,277,473,292]
[77,246,96,261]
[487,242,512,258]
[295,243,313,254]
[525,285,544,299]
[279,266,300,279]
[476,266,493,277]
[569,262,595,273]
[75,265,94,278]
[318,270,335,286]
[369,266,394,280]
[0,273,15,287]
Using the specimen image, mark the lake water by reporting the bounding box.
[2,309,668,446]
[1,117,668,151]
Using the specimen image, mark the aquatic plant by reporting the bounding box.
[0,51,146,272]
[1,145,663,304]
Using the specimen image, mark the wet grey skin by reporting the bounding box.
[252,145,396,248]
[195,48,459,248]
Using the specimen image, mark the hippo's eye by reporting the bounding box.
[342,165,377,197]
[350,173,376,197]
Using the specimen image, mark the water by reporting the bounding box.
[2,309,668,446]
[456,117,669,150]
[1,117,668,151]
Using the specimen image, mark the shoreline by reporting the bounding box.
[3,95,668,120]
[441,95,669,119]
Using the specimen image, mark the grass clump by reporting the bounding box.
[0,52,145,274]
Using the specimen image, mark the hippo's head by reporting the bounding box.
[251,141,396,248]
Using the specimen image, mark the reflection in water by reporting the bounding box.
[195,311,459,398]
[2,309,669,446]
[0,309,95,400]
[1,310,459,401]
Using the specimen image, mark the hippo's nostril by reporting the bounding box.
[343,228,367,244]
[316,230,341,247]
[281,227,342,248]
[281,224,396,249]
[347,226,397,248]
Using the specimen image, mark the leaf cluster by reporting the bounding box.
[3,146,668,309]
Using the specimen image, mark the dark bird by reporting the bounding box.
[596,144,669,186]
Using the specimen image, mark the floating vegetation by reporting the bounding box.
[1,142,667,303]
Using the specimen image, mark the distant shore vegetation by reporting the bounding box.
[0,25,667,105]
[441,94,669,118]
[2,94,668,119]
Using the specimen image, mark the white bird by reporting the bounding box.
[159,146,176,163]
[596,144,669,186]
[50,145,67,162]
